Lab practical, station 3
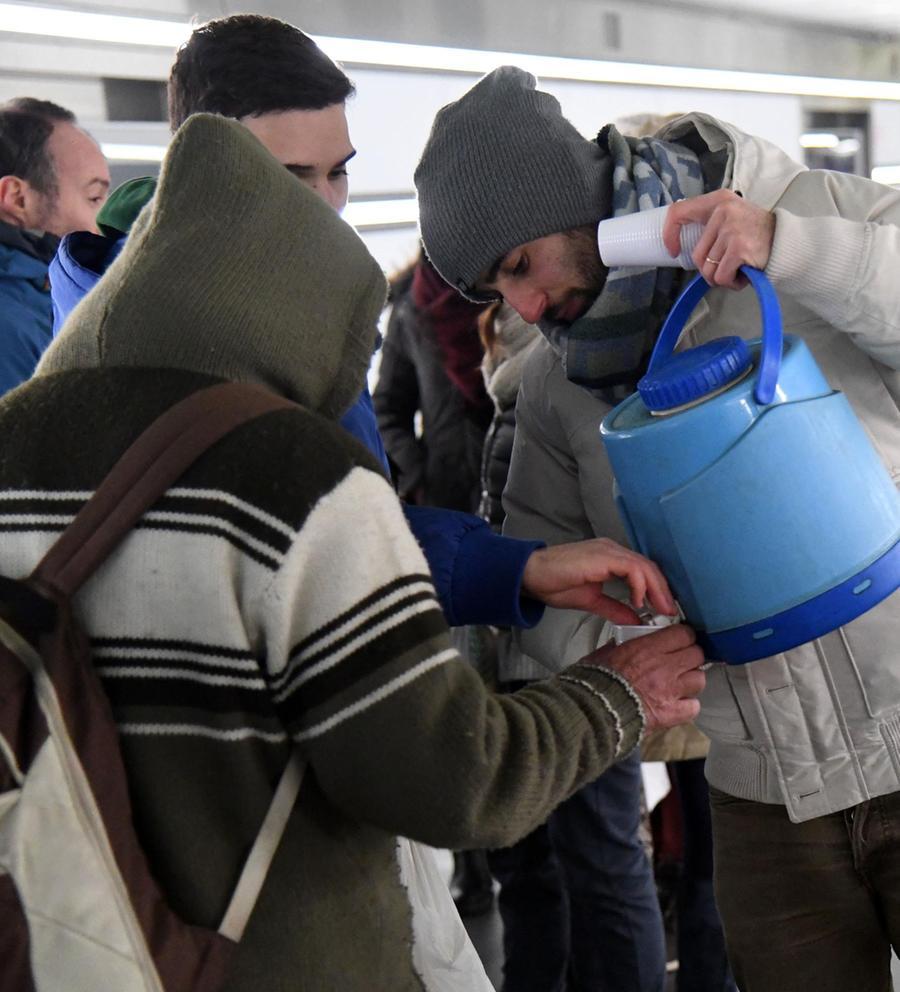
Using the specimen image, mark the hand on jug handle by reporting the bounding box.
[664,189,776,291]
[581,624,706,731]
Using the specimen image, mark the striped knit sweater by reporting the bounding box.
[0,367,643,990]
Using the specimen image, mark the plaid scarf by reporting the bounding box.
[540,124,706,401]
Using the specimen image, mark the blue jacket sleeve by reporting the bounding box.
[340,384,391,476]
[404,503,544,628]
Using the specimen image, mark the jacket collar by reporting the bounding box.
[656,112,806,210]
[0,219,59,264]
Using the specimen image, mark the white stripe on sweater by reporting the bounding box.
[275,597,440,701]
[117,722,289,743]
[143,511,286,561]
[91,646,258,669]
[167,487,296,538]
[293,649,457,742]
[0,487,295,539]
[97,666,266,689]
[298,578,436,659]
[0,489,91,500]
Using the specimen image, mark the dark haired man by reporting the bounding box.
[0,100,109,394]
[167,13,355,212]
[415,65,900,992]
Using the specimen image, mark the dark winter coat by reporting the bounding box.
[478,306,541,530]
[374,262,491,512]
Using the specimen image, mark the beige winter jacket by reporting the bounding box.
[505,113,900,823]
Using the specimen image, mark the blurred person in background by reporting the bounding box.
[374,250,491,512]
[0,98,108,393]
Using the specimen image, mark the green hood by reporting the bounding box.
[38,113,386,420]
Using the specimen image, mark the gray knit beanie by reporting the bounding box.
[414,66,612,301]
[39,113,387,420]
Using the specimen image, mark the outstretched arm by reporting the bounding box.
[277,465,703,851]
[521,538,676,625]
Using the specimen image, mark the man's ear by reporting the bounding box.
[0,174,39,227]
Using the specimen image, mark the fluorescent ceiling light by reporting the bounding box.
[872,165,900,185]
[834,138,861,155]
[800,132,840,148]
[3,3,900,101]
[315,36,900,101]
[0,3,189,47]
[101,142,167,162]
[800,134,861,155]
[343,198,418,229]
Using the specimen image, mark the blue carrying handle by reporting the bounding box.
[647,266,783,405]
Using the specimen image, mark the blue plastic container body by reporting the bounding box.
[599,268,900,664]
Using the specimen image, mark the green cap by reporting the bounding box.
[97,176,157,237]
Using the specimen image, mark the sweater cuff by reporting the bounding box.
[453,528,545,628]
[558,663,645,759]
[766,208,866,317]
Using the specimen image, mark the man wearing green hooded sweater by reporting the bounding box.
[0,108,706,989]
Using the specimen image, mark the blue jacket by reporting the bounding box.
[0,222,57,396]
[50,230,543,628]
[49,230,124,335]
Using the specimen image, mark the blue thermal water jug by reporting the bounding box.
[599,267,900,664]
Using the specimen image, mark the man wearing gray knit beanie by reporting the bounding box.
[416,65,900,992]
[415,66,613,309]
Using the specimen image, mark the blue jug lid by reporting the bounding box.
[637,336,752,413]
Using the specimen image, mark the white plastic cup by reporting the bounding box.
[603,611,713,670]
[608,612,680,645]
[596,204,704,270]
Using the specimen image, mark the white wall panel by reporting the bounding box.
[358,227,421,278]
[547,80,804,157]
[344,66,806,204]
[213,0,900,80]
[871,102,900,167]
[0,74,106,120]
[345,69,479,196]
[0,37,176,81]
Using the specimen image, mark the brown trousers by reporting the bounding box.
[710,785,900,992]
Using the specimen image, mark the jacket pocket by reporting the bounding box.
[696,665,752,742]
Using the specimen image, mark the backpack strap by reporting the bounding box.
[31,381,296,598]
[27,379,306,944]
[218,749,306,941]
